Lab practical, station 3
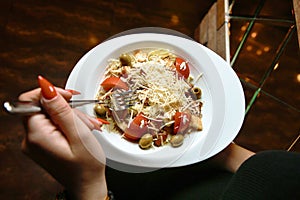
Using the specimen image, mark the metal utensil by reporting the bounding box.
[3,90,137,115]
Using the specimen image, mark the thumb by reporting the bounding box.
[38,75,89,143]
[38,76,106,164]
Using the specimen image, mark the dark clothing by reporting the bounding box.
[221,150,300,200]
[106,151,300,200]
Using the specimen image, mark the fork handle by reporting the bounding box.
[3,100,103,115]
[3,101,42,115]
[68,100,100,107]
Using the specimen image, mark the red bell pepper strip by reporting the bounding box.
[100,76,129,91]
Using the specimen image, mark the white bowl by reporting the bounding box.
[66,33,244,172]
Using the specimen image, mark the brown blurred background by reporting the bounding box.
[0,0,299,199]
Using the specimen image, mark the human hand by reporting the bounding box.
[19,76,107,200]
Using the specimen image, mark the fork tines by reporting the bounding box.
[111,90,138,111]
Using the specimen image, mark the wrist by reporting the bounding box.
[56,189,113,200]
[68,175,108,200]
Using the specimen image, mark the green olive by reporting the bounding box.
[139,133,153,149]
[192,87,202,99]
[170,134,184,147]
[120,53,132,66]
[94,104,107,116]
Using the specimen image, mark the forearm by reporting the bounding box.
[211,143,255,173]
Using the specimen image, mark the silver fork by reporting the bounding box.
[3,90,137,115]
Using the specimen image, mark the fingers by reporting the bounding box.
[18,76,101,135]
[39,88,81,143]
[42,96,102,144]
[19,76,106,173]
[18,88,41,102]
[18,87,78,102]
[18,88,103,132]
[73,109,103,131]
[21,112,74,160]
[37,76,100,145]
[38,77,106,164]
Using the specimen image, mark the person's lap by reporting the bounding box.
[106,150,300,200]
[106,159,233,200]
[221,150,300,200]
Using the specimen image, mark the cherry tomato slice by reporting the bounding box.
[175,57,190,79]
[174,111,191,134]
[124,114,148,141]
[100,76,129,91]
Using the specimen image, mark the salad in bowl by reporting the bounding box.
[94,48,204,150]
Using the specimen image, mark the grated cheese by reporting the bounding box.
[124,60,201,120]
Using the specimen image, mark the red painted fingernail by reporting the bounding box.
[65,89,81,95]
[38,75,57,100]
[90,119,102,131]
[97,118,110,124]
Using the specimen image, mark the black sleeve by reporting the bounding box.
[221,150,300,200]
